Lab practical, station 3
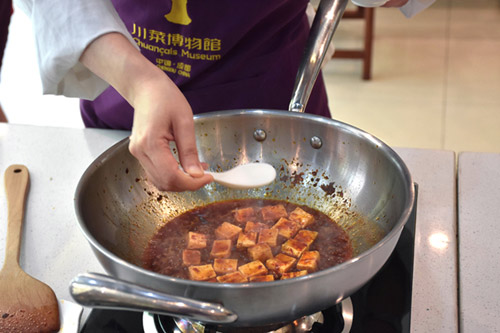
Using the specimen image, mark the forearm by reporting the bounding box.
[79,32,176,108]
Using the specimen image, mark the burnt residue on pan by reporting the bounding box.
[123,155,385,267]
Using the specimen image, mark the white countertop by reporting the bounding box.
[396,148,458,333]
[0,124,458,332]
[458,152,500,333]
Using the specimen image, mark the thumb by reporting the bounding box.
[173,119,204,178]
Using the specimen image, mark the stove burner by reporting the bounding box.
[143,299,352,333]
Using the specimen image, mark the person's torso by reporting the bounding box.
[81,0,330,129]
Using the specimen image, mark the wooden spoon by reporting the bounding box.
[0,165,60,332]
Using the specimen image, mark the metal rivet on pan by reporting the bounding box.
[310,136,323,149]
[253,129,267,142]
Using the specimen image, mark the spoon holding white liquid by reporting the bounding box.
[205,163,276,189]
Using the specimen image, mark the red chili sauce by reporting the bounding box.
[143,199,353,282]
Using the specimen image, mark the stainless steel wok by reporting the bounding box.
[70,0,415,328]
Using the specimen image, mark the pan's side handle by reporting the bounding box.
[69,272,237,324]
[289,0,349,113]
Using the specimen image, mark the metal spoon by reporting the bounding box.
[205,163,276,189]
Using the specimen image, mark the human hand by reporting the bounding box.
[80,32,213,191]
[128,75,214,191]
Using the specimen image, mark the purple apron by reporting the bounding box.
[81,0,330,129]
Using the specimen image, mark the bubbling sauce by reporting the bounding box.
[143,199,353,282]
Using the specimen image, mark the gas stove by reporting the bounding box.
[80,188,417,333]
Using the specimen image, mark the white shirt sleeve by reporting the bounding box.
[14,0,138,100]
[399,0,436,18]
[350,0,436,17]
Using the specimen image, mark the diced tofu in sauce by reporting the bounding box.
[296,250,320,273]
[244,221,268,233]
[182,249,201,266]
[265,253,296,276]
[215,222,242,241]
[281,270,308,280]
[238,260,268,277]
[210,239,232,258]
[247,243,274,262]
[233,207,256,223]
[187,232,207,250]
[288,207,315,228]
[261,204,288,222]
[216,271,248,283]
[281,239,309,258]
[213,258,238,274]
[258,228,279,247]
[272,217,301,239]
[237,231,258,248]
[249,275,275,282]
[188,264,216,281]
[163,201,351,284]
[294,230,318,247]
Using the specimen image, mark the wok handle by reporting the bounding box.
[289,0,349,113]
[69,272,238,324]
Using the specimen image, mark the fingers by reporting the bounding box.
[171,112,205,178]
[129,136,213,192]
[126,68,211,192]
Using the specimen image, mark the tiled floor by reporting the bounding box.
[325,0,500,153]
[1,0,500,153]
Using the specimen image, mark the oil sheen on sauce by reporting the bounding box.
[143,199,353,282]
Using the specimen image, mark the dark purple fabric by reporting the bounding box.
[81,0,330,130]
[0,1,12,71]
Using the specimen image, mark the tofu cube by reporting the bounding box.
[281,270,308,280]
[258,228,279,247]
[247,243,274,262]
[182,249,201,266]
[217,271,248,283]
[265,253,296,276]
[288,207,314,228]
[237,231,257,248]
[238,260,268,277]
[297,251,320,273]
[261,204,288,222]
[294,230,318,247]
[271,217,300,239]
[245,221,268,233]
[234,207,256,223]
[210,239,232,258]
[188,264,216,281]
[215,222,242,241]
[213,258,238,275]
[281,239,309,258]
[187,232,207,249]
[249,275,275,282]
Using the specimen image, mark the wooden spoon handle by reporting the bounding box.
[3,165,30,269]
